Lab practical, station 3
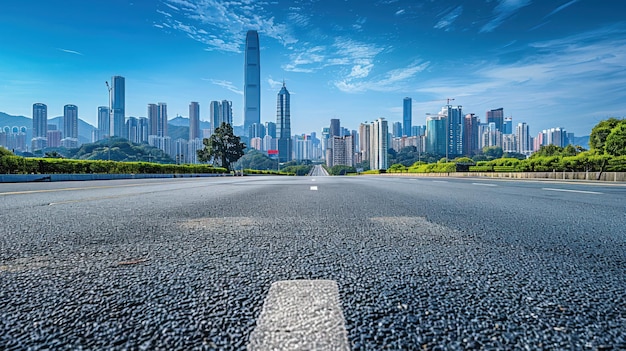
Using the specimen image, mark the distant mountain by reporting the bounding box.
[0,112,96,144]
[169,116,211,131]
[49,116,96,144]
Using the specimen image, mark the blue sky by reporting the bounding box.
[0,0,624,137]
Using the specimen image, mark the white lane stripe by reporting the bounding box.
[310,186,318,191]
[472,183,497,187]
[542,188,603,195]
[312,179,316,181]
[248,280,349,351]
[432,180,448,183]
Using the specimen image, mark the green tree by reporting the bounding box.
[605,122,626,156]
[589,117,622,151]
[0,146,14,157]
[197,122,246,170]
[482,146,503,159]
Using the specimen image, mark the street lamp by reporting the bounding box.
[105,81,112,162]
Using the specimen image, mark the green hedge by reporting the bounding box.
[0,156,227,175]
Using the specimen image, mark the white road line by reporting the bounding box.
[432,180,448,183]
[310,186,318,191]
[472,183,497,187]
[312,179,316,181]
[542,188,603,195]
[248,280,349,351]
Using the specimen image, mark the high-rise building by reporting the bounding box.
[330,135,354,167]
[32,103,47,138]
[265,121,277,138]
[157,103,168,137]
[244,30,260,137]
[486,108,504,132]
[97,106,110,140]
[503,117,513,135]
[249,123,266,139]
[329,118,341,137]
[209,100,233,133]
[63,104,78,139]
[138,117,149,143]
[126,117,139,144]
[359,123,371,163]
[111,75,125,138]
[148,104,158,136]
[189,102,200,140]
[442,105,463,157]
[426,115,446,156]
[276,82,292,163]
[392,121,403,138]
[369,118,388,170]
[463,113,479,156]
[32,103,48,150]
[403,97,412,137]
[516,122,531,155]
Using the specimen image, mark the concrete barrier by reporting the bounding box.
[381,171,626,182]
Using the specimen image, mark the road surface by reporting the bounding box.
[1,176,624,350]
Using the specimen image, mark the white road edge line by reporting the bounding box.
[310,186,318,191]
[248,280,349,351]
[542,188,603,195]
[472,183,497,187]
[432,180,448,183]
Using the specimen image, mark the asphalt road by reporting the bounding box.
[0,176,624,350]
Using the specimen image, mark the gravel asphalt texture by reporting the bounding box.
[0,176,624,350]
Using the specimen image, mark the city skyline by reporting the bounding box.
[0,1,624,136]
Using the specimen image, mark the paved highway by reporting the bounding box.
[0,176,624,350]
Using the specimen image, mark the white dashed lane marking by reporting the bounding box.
[472,183,497,187]
[248,280,349,351]
[542,188,603,195]
[310,186,318,191]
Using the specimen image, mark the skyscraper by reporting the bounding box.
[32,103,47,150]
[516,122,531,155]
[189,101,200,140]
[276,82,292,163]
[244,30,260,137]
[157,103,168,137]
[329,119,341,137]
[111,76,125,138]
[148,104,158,136]
[210,100,233,133]
[463,113,479,156]
[359,123,371,163]
[392,122,403,138]
[486,108,504,132]
[426,115,446,156]
[403,97,412,137]
[97,106,110,140]
[444,105,463,157]
[369,118,388,170]
[63,104,78,139]
[32,103,47,139]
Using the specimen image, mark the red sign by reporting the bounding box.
[267,149,279,155]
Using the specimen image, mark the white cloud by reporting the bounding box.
[544,0,579,18]
[267,77,283,89]
[395,9,405,16]
[159,0,297,53]
[434,6,463,30]
[480,0,532,33]
[57,48,83,56]
[335,61,429,93]
[206,79,243,95]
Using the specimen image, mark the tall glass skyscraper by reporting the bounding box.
[32,103,47,138]
[403,97,412,137]
[157,103,168,137]
[189,101,200,140]
[97,106,110,140]
[276,82,292,163]
[63,104,78,139]
[244,30,260,137]
[369,118,388,170]
[446,105,463,157]
[486,108,504,132]
[111,75,125,138]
